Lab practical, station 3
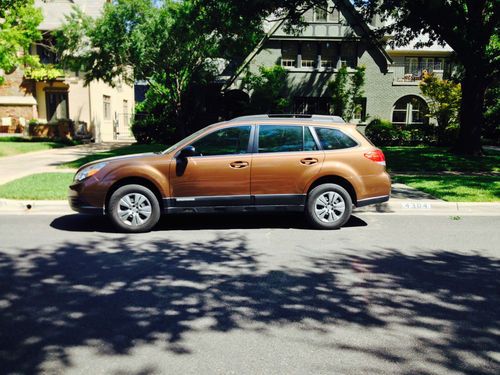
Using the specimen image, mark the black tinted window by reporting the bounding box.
[258,125,303,153]
[192,126,251,156]
[315,128,358,150]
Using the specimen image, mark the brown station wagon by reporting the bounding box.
[68,114,390,232]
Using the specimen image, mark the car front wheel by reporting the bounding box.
[108,184,161,233]
[306,183,352,230]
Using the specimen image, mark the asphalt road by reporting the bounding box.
[0,212,499,375]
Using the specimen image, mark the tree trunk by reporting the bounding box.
[173,102,186,141]
[454,67,488,155]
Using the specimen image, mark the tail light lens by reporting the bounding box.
[364,149,386,166]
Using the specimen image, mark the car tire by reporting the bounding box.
[107,184,161,233]
[306,183,352,230]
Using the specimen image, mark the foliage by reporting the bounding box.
[24,65,64,81]
[241,65,290,113]
[0,141,66,158]
[0,173,74,200]
[365,118,438,146]
[353,0,499,155]
[392,175,500,202]
[328,66,348,119]
[382,146,500,173]
[327,66,366,121]
[131,115,175,145]
[0,0,42,84]
[55,0,264,139]
[365,119,404,146]
[420,73,462,145]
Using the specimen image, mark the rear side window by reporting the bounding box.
[258,125,303,153]
[315,128,358,150]
[191,126,251,156]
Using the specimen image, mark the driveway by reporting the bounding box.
[0,213,499,374]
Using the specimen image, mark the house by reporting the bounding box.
[225,0,454,129]
[0,0,135,142]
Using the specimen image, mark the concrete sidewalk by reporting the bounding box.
[0,142,131,185]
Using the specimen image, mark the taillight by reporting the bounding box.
[364,149,386,166]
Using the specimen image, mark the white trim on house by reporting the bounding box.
[0,96,37,106]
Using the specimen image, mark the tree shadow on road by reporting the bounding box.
[0,236,498,374]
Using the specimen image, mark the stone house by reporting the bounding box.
[0,0,135,142]
[225,0,454,129]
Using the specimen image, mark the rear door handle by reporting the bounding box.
[300,157,318,165]
[230,161,249,169]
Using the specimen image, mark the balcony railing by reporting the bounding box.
[391,63,448,83]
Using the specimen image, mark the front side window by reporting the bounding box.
[191,126,251,156]
[315,128,358,150]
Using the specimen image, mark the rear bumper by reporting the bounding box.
[356,195,390,207]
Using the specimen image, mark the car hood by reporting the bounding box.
[79,152,159,170]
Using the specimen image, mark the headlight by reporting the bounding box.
[74,162,108,182]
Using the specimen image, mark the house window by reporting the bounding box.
[321,41,337,68]
[103,95,111,121]
[301,42,317,68]
[340,43,357,68]
[314,7,328,22]
[281,41,298,68]
[293,97,330,115]
[353,98,367,121]
[46,91,68,122]
[392,96,429,126]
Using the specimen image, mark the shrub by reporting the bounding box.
[131,115,175,144]
[365,119,402,146]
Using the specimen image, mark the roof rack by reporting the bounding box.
[229,114,345,123]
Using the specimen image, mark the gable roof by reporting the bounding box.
[223,0,391,90]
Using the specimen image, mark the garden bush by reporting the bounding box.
[131,115,175,144]
[365,119,440,146]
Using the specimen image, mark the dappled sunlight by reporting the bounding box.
[0,237,498,373]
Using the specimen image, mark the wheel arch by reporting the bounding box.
[306,175,357,204]
[105,176,164,213]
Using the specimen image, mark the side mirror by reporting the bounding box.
[177,145,196,159]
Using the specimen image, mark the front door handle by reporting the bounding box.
[300,157,318,166]
[230,161,249,169]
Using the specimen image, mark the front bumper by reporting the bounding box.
[68,177,107,215]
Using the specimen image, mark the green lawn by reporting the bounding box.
[382,146,500,174]
[0,173,74,200]
[393,175,500,202]
[0,141,66,157]
[61,143,167,169]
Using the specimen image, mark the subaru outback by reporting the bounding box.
[68,114,390,232]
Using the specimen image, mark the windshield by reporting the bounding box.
[161,126,212,155]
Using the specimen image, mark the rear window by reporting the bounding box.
[314,128,358,150]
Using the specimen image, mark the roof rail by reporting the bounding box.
[229,114,345,123]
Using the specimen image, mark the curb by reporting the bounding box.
[354,199,500,215]
[0,198,499,216]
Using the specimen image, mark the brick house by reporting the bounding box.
[225,0,454,129]
[0,0,135,142]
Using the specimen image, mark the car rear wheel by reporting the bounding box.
[108,184,161,233]
[306,183,352,229]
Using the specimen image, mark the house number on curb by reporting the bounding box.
[401,202,432,209]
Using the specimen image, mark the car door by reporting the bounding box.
[169,125,253,207]
[251,124,325,206]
